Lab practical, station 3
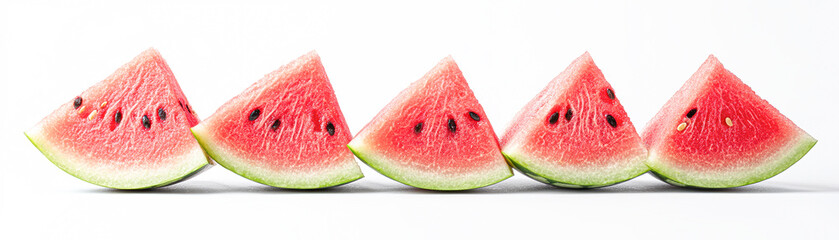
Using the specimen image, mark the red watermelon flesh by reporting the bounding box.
[347,56,512,190]
[500,52,648,188]
[25,49,211,189]
[642,55,816,188]
[191,51,363,189]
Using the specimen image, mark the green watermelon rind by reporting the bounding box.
[24,130,211,190]
[191,127,363,189]
[347,143,513,191]
[646,134,817,188]
[502,152,649,188]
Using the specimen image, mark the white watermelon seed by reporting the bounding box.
[677,122,687,131]
[77,106,86,115]
[100,101,108,108]
[725,117,733,127]
[88,110,97,120]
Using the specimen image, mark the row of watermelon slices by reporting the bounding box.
[25,49,816,190]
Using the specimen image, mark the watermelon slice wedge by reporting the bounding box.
[191,51,363,189]
[25,49,212,189]
[642,55,817,188]
[348,56,513,191]
[500,52,649,188]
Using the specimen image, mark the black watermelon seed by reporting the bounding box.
[686,108,697,119]
[414,122,424,133]
[178,101,184,110]
[271,119,280,130]
[605,114,617,128]
[158,108,167,121]
[73,97,83,109]
[549,112,559,124]
[249,109,261,121]
[565,108,573,121]
[326,122,335,136]
[114,111,122,124]
[141,115,151,129]
[606,88,615,100]
[185,104,192,113]
[448,119,457,133]
[469,112,481,121]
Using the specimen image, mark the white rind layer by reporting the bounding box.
[646,132,817,188]
[347,140,512,191]
[502,142,649,187]
[191,125,363,189]
[25,127,211,190]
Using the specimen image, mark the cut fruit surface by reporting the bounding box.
[500,52,648,188]
[348,56,512,191]
[642,55,816,188]
[25,48,211,189]
[191,51,363,189]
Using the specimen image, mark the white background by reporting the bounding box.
[1,0,837,239]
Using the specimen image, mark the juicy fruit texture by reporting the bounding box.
[191,51,363,189]
[25,49,211,189]
[348,56,512,190]
[500,52,648,188]
[642,55,816,188]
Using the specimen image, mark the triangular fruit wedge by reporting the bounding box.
[642,55,816,188]
[25,49,211,189]
[348,56,512,191]
[500,52,649,188]
[191,51,363,189]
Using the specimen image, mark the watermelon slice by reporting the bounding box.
[191,51,363,189]
[25,49,211,189]
[500,52,649,188]
[348,56,512,191]
[642,55,817,188]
